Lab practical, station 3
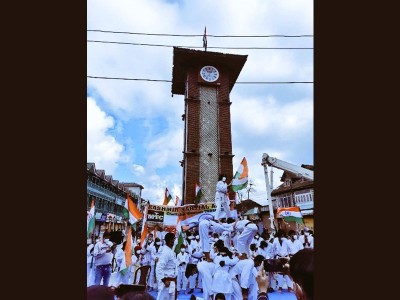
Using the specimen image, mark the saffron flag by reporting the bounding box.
[163,188,173,205]
[231,157,249,192]
[195,182,202,205]
[140,205,149,247]
[119,226,133,275]
[87,199,95,238]
[277,207,304,224]
[203,26,207,51]
[123,195,143,225]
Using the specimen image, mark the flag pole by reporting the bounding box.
[203,26,207,51]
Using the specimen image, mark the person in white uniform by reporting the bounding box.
[287,230,304,256]
[155,232,177,300]
[228,256,256,300]
[196,260,216,300]
[234,219,258,257]
[198,215,215,262]
[257,240,273,259]
[272,230,294,293]
[211,247,236,299]
[151,237,164,291]
[187,236,202,294]
[176,244,190,294]
[214,174,231,220]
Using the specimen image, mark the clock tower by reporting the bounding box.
[171,47,247,205]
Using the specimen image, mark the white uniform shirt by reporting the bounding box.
[228,259,254,289]
[215,180,228,198]
[155,245,177,281]
[272,237,291,258]
[176,251,189,271]
[288,238,304,255]
[151,244,164,267]
[257,245,273,259]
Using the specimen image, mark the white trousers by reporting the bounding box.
[156,281,176,300]
[176,268,187,291]
[236,223,258,256]
[148,264,156,288]
[189,273,196,289]
[214,194,231,220]
[231,278,243,300]
[277,273,293,289]
[199,220,211,253]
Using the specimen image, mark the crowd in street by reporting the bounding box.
[87,175,314,300]
[87,218,313,300]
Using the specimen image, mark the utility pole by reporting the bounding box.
[246,180,255,200]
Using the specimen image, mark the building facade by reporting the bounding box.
[87,162,144,239]
[271,165,314,231]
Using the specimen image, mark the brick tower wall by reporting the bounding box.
[183,66,234,204]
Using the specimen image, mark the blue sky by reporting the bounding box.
[87,0,313,205]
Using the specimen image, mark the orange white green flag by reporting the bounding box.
[87,199,95,238]
[231,157,249,192]
[140,205,149,247]
[119,226,133,275]
[123,195,143,225]
[277,207,304,224]
[163,188,173,205]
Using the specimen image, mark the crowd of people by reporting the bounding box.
[87,175,314,300]
[87,218,314,300]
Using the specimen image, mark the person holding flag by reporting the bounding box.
[214,174,231,221]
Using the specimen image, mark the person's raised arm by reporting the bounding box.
[256,261,269,299]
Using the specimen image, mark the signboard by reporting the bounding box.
[145,203,237,227]
[147,210,164,223]
[100,213,107,222]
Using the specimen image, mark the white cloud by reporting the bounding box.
[131,164,145,176]
[231,95,313,139]
[87,97,125,173]
[87,0,313,203]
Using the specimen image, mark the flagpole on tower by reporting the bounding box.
[203,26,207,51]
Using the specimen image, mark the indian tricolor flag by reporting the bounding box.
[277,207,304,224]
[174,219,184,255]
[231,157,249,192]
[195,182,202,205]
[140,205,149,247]
[87,199,95,238]
[124,195,143,225]
[163,188,173,205]
[119,226,133,275]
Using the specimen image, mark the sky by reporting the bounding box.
[87,0,313,206]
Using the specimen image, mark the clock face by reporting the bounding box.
[200,66,219,82]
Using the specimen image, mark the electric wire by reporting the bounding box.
[87,76,313,84]
[87,40,313,50]
[87,29,313,38]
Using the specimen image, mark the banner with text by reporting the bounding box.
[146,203,237,227]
